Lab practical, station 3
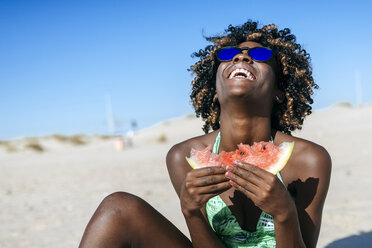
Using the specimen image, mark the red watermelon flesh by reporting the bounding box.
[186,141,294,174]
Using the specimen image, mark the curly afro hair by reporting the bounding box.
[189,20,318,134]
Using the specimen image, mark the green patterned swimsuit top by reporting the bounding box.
[206,132,285,248]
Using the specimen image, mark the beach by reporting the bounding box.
[1,103,371,247]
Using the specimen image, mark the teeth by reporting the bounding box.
[229,68,255,80]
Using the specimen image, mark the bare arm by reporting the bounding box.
[286,144,332,247]
[166,143,230,248]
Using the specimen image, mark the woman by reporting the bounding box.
[79,21,331,248]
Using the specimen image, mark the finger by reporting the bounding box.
[192,174,229,187]
[193,166,226,177]
[227,166,263,187]
[232,161,271,178]
[197,181,231,194]
[225,172,260,195]
[229,179,256,201]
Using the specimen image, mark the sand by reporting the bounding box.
[1,104,371,247]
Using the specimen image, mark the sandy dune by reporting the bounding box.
[0,104,371,247]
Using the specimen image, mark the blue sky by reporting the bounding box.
[1,0,371,140]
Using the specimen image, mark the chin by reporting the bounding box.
[225,84,256,97]
[223,90,255,102]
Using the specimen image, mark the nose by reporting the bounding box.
[232,51,252,64]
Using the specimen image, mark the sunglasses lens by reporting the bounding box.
[217,47,241,61]
[249,47,272,61]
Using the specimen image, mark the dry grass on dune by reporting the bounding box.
[49,134,88,145]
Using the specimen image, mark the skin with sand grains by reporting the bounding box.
[78,21,331,248]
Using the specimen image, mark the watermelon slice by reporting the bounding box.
[186,141,294,175]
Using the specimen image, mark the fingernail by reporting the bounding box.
[226,165,233,171]
[225,171,232,178]
[233,160,239,165]
[229,180,236,185]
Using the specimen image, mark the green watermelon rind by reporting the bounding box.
[267,141,295,175]
[185,141,295,175]
[185,156,197,169]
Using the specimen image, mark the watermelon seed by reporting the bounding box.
[240,152,245,155]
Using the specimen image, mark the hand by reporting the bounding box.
[180,166,231,217]
[225,161,295,221]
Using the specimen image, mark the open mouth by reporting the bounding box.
[228,68,256,80]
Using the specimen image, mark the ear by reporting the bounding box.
[213,93,218,102]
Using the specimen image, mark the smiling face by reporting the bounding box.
[216,41,280,109]
[190,21,317,134]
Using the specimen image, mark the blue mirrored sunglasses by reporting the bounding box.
[216,46,273,62]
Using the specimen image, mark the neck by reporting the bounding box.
[218,109,273,152]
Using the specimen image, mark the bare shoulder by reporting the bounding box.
[166,131,219,196]
[275,131,332,184]
[275,132,332,247]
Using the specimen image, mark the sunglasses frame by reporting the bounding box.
[215,46,273,62]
